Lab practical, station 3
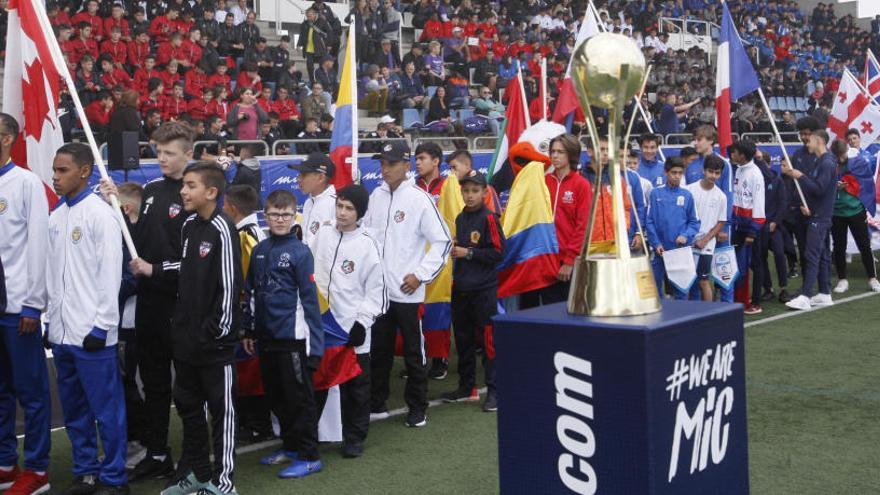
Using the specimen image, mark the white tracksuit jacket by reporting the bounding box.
[46,191,123,346]
[0,162,48,318]
[302,184,337,242]
[362,179,452,304]
[308,224,387,354]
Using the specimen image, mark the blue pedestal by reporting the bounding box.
[494,300,749,494]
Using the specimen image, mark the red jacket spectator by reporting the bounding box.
[421,20,445,41]
[101,67,133,90]
[508,41,533,58]
[539,43,554,58]
[85,99,113,127]
[257,96,273,114]
[128,39,152,70]
[68,38,99,65]
[100,39,128,66]
[479,21,497,40]
[207,72,232,95]
[104,17,130,40]
[159,69,182,96]
[140,94,163,114]
[236,71,262,93]
[463,21,479,37]
[134,67,161,94]
[50,10,71,27]
[161,95,187,121]
[207,99,230,120]
[149,15,177,43]
[468,39,488,61]
[71,12,103,40]
[546,170,592,266]
[272,97,300,121]
[180,39,203,68]
[491,41,508,61]
[187,97,211,121]
[185,69,209,98]
[157,40,187,66]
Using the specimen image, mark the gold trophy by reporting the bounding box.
[566,33,661,316]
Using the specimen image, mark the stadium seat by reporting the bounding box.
[769,96,781,111]
[796,97,808,111]
[403,108,423,128]
[457,109,475,121]
[785,96,797,111]
[427,86,438,99]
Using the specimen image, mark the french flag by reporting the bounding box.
[551,4,600,130]
[716,2,760,156]
[328,24,358,189]
[864,49,880,105]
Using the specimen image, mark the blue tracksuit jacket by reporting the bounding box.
[646,185,701,250]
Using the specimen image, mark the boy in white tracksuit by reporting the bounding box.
[308,184,386,458]
[362,141,451,428]
[46,143,127,494]
[730,140,766,309]
[290,152,337,242]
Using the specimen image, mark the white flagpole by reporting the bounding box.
[588,0,665,161]
[349,23,359,183]
[517,64,531,128]
[756,86,807,208]
[31,0,138,258]
[541,58,548,121]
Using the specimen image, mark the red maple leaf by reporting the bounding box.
[21,58,53,141]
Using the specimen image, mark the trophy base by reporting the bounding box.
[567,255,661,316]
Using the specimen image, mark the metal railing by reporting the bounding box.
[741,132,800,144]
[270,137,411,155]
[664,133,694,145]
[472,136,499,150]
[98,141,151,158]
[658,17,719,38]
[193,139,271,156]
[412,136,469,152]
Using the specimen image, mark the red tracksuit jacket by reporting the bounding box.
[545,170,593,266]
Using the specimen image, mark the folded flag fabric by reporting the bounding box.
[312,290,362,391]
[497,162,560,298]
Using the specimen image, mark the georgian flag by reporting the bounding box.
[828,69,880,145]
[2,0,66,205]
[864,49,880,105]
[716,2,760,157]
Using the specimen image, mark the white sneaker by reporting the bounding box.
[785,294,812,311]
[833,279,849,293]
[845,253,853,264]
[869,278,880,293]
[810,293,834,306]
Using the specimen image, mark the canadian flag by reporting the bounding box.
[828,69,880,145]
[2,0,65,204]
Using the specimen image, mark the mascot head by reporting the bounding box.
[508,121,568,175]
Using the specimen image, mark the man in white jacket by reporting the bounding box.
[0,113,52,494]
[46,143,127,495]
[362,141,451,428]
[290,152,337,242]
[309,184,386,457]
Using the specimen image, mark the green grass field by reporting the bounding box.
[27,262,880,494]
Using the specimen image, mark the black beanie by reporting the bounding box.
[338,184,369,219]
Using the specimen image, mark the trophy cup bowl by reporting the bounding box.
[566,33,661,317]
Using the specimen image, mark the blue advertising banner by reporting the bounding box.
[493,300,748,494]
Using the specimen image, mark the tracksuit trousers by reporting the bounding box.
[260,347,320,461]
[451,289,497,393]
[831,211,877,280]
[518,281,570,309]
[315,354,371,447]
[0,315,51,472]
[173,360,237,492]
[733,231,754,303]
[371,302,428,415]
[53,345,127,486]
[135,292,176,456]
[801,220,832,297]
[118,327,147,444]
[757,226,788,292]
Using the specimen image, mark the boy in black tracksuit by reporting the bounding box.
[135,163,243,495]
[442,171,505,412]
[753,154,790,304]
[242,189,325,479]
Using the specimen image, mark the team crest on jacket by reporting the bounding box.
[278,252,291,267]
[341,259,355,274]
[562,191,574,204]
[0,198,7,215]
[394,210,405,223]
[169,203,182,218]
[71,227,83,244]
[309,221,320,234]
[470,230,480,244]
[199,241,213,257]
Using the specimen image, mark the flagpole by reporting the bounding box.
[541,58,548,121]
[349,23,359,184]
[588,0,665,161]
[517,64,531,128]
[31,0,138,258]
[755,87,807,208]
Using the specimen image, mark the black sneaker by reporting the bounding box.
[428,358,448,380]
[778,288,792,303]
[57,475,98,495]
[95,483,131,495]
[788,265,799,278]
[128,453,175,482]
[404,410,427,427]
[482,392,498,412]
[341,442,364,458]
[441,387,479,403]
[760,289,775,301]
[398,369,408,379]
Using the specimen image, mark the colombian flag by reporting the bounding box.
[328,24,358,189]
[423,174,464,358]
[497,162,560,298]
[312,290,362,391]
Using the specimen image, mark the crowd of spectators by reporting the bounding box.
[3,0,879,152]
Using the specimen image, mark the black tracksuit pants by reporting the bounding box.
[371,302,428,414]
[451,288,497,393]
[518,281,570,309]
[135,292,175,455]
[173,360,237,492]
[118,327,147,444]
[757,226,789,291]
[259,348,320,461]
[832,211,877,280]
[315,353,371,446]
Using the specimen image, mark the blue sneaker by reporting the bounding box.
[278,459,323,479]
[259,450,297,465]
